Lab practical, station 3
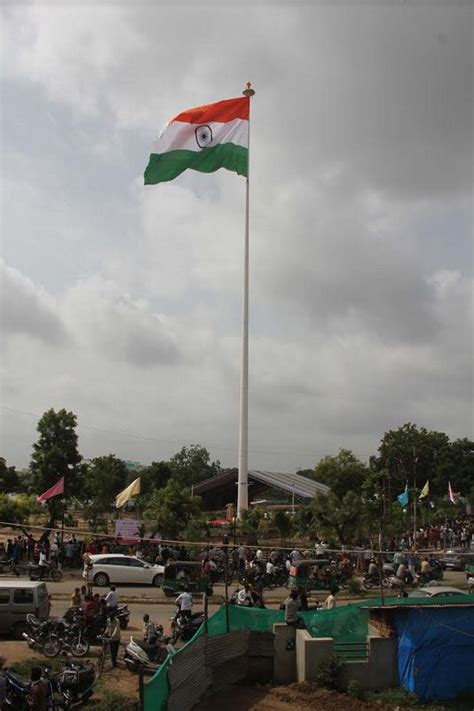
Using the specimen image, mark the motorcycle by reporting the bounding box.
[22,614,62,658]
[0,558,19,577]
[29,562,63,582]
[0,659,96,709]
[115,605,130,630]
[385,571,418,590]
[169,608,206,644]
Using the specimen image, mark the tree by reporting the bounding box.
[144,478,202,539]
[0,494,39,524]
[169,445,221,487]
[0,457,20,493]
[139,461,173,499]
[30,409,83,524]
[83,455,128,512]
[272,510,293,541]
[313,449,369,499]
[374,423,451,497]
[312,491,364,545]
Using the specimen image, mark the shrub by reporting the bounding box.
[314,655,342,691]
[347,576,362,596]
[89,690,138,710]
[346,679,365,700]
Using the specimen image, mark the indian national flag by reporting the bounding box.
[144,96,249,185]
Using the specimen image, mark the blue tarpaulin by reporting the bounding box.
[394,607,474,700]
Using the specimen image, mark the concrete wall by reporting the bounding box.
[290,630,398,691]
[273,623,297,684]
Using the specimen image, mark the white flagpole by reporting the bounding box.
[237,81,255,518]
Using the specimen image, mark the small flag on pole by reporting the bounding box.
[397,482,409,506]
[448,481,457,504]
[115,477,141,509]
[419,480,429,500]
[36,477,65,503]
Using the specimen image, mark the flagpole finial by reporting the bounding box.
[243,81,255,97]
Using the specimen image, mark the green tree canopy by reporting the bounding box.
[373,423,472,501]
[0,457,20,493]
[272,510,293,541]
[144,478,202,539]
[312,491,364,545]
[139,461,173,499]
[83,455,128,511]
[30,409,83,523]
[169,445,220,487]
[313,449,369,499]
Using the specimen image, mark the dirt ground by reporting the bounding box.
[195,682,410,711]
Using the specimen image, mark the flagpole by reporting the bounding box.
[237,81,255,519]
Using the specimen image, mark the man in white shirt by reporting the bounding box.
[324,587,338,610]
[104,586,119,612]
[290,549,301,565]
[38,549,48,579]
[265,560,275,584]
[175,591,193,619]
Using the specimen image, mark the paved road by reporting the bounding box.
[1,567,468,602]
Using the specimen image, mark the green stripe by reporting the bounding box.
[144,143,248,184]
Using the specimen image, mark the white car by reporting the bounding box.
[407,586,468,599]
[84,554,165,587]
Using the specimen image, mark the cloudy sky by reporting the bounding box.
[1,1,472,474]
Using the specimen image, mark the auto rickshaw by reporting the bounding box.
[287,559,345,593]
[162,561,213,597]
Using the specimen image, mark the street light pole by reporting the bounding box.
[223,535,230,632]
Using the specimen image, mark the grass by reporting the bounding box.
[366,688,474,711]
[6,657,64,678]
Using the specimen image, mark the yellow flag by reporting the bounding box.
[115,477,141,508]
[419,480,429,500]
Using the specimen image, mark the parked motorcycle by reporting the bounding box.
[123,634,171,673]
[116,605,130,630]
[0,558,19,577]
[22,614,61,658]
[29,562,63,582]
[0,660,96,709]
[169,608,206,644]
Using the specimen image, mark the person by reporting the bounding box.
[266,559,275,579]
[79,585,88,608]
[71,587,81,609]
[83,594,96,622]
[236,583,253,607]
[104,585,119,613]
[396,560,407,581]
[26,667,48,711]
[283,589,301,626]
[420,558,431,575]
[104,612,121,668]
[143,613,158,643]
[324,586,338,610]
[368,559,378,578]
[38,548,48,578]
[175,590,193,619]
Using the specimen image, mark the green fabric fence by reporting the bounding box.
[144,602,369,709]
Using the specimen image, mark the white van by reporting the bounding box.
[0,580,49,638]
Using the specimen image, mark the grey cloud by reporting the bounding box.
[0,261,68,345]
[62,276,179,368]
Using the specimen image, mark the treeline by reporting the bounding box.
[1,411,473,544]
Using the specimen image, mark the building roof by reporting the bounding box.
[193,469,330,500]
[361,594,474,610]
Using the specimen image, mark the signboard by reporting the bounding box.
[115,519,142,540]
[115,519,161,544]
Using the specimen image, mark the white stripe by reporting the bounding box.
[151,117,248,154]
